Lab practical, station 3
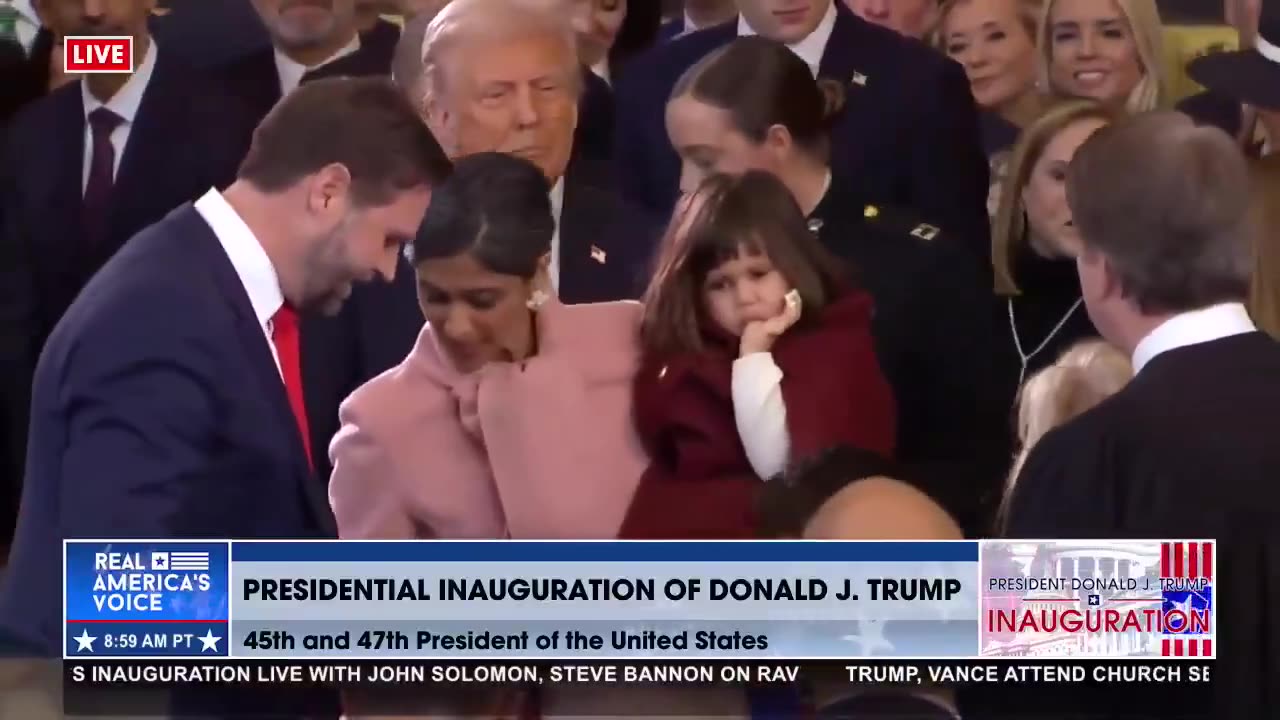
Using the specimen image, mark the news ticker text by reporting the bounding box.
[66,659,1211,688]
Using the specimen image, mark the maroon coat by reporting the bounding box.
[620,290,897,538]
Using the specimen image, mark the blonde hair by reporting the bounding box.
[991,98,1118,294]
[1000,339,1132,525]
[932,0,1043,48]
[1248,155,1280,339]
[1036,0,1166,113]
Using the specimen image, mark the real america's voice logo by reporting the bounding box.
[979,541,1214,658]
[67,542,230,658]
[92,549,212,612]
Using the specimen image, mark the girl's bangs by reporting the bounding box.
[682,220,765,278]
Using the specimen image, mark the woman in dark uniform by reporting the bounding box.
[663,35,1005,536]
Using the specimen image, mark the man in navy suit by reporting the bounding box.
[0,0,256,553]
[658,0,736,41]
[0,78,447,697]
[213,0,394,121]
[420,0,661,302]
[201,0,423,486]
[615,0,990,259]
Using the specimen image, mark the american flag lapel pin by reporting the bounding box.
[851,71,868,87]
[590,245,607,264]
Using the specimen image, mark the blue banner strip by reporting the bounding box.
[230,541,978,563]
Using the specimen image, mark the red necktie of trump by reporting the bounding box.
[271,304,314,472]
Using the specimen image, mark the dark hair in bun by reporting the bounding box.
[671,36,843,162]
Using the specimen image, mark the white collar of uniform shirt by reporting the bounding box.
[10,0,40,54]
[737,0,837,76]
[1131,302,1257,374]
[273,34,361,96]
[79,38,157,191]
[548,175,565,290]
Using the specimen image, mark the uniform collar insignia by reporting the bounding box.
[911,223,940,241]
[851,71,868,86]
[590,245,607,264]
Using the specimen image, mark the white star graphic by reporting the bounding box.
[841,607,894,656]
[74,629,96,652]
[199,629,221,652]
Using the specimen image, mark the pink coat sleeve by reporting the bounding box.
[327,398,424,539]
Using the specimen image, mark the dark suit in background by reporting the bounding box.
[215,40,394,122]
[149,0,271,69]
[614,2,991,260]
[558,152,663,303]
[808,182,1003,535]
[576,68,616,164]
[0,29,52,127]
[0,48,255,551]
[0,205,339,717]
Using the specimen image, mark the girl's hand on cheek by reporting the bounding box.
[739,290,802,356]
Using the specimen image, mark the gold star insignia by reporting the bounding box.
[864,205,879,219]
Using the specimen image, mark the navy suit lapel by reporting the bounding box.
[34,90,91,281]
[191,212,339,536]
[818,4,866,83]
[557,168,609,304]
[107,54,184,266]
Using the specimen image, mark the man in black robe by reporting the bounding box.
[1005,111,1280,719]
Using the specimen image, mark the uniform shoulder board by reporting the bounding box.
[910,223,941,241]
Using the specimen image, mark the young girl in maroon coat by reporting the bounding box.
[620,170,897,539]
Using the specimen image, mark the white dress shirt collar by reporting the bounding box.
[548,176,565,289]
[273,35,361,96]
[590,59,610,85]
[81,37,157,124]
[682,10,704,34]
[737,0,837,76]
[193,188,285,330]
[1131,302,1257,374]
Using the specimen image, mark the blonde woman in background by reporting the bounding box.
[1006,340,1132,488]
[1037,0,1166,112]
[1247,155,1280,337]
[936,0,1046,154]
[989,99,1118,414]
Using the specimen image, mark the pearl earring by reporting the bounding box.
[526,289,550,311]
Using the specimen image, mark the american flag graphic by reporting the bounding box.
[1160,541,1214,657]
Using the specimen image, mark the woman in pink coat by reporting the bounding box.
[328,152,647,540]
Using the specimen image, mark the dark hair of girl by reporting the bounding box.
[410,152,553,278]
[670,35,846,162]
[641,170,846,356]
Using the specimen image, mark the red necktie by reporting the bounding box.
[271,304,314,471]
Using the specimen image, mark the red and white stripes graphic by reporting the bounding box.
[1160,541,1213,658]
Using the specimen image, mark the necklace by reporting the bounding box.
[1008,296,1084,388]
